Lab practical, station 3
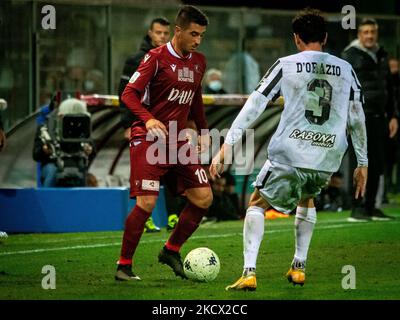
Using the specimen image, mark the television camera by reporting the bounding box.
[39,98,93,187]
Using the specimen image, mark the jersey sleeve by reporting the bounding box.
[347,67,368,167]
[225,60,282,145]
[121,53,158,123]
[126,52,158,92]
[256,59,283,100]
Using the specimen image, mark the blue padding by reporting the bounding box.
[0,187,167,233]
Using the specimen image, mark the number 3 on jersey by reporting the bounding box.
[305,78,332,125]
[195,168,208,184]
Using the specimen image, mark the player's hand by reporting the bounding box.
[42,144,52,155]
[209,145,226,180]
[145,119,168,140]
[353,166,368,199]
[389,117,398,138]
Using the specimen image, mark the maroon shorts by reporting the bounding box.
[129,139,210,198]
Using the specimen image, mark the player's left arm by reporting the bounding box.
[209,60,282,179]
[224,59,282,146]
[347,68,368,198]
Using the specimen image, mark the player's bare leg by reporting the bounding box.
[226,189,270,291]
[286,197,316,286]
[116,195,158,281]
[159,186,213,279]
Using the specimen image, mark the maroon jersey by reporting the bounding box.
[122,42,208,141]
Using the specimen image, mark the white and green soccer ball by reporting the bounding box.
[183,247,220,282]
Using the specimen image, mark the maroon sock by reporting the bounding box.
[166,202,207,252]
[119,205,151,264]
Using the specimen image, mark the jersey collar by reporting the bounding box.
[167,42,192,60]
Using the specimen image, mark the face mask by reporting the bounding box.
[208,80,222,92]
[84,80,95,91]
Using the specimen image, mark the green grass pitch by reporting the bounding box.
[1,208,399,300]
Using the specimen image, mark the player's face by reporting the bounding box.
[176,22,207,55]
[149,23,170,47]
[358,24,378,49]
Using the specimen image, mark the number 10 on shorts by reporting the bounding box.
[195,168,208,183]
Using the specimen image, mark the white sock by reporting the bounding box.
[294,207,317,265]
[243,206,265,270]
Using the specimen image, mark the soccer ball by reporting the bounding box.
[183,247,220,282]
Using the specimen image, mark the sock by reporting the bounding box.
[119,205,152,264]
[243,267,256,276]
[243,206,265,269]
[165,201,207,252]
[294,206,317,265]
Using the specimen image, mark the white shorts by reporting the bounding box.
[253,160,332,214]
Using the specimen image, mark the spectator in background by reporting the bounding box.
[222,171,242,217]
[223,39,261,94]
[63,48,90,92]
[342,18,398,222]
[118,17,171,141]
[385,58,400,194]
[203,68,226,94]
[83,69,104,94]
[316,172,350,212]
[206,175,240,222]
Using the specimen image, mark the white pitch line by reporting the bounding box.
[0,220,398,257]
[1,218,352,245]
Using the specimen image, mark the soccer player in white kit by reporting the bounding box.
[209,8,368,290]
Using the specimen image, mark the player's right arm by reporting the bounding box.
[347,67,368,199]
[121,53,168,139]
[210,60,282,179]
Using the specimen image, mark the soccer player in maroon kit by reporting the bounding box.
[115,5,213,281]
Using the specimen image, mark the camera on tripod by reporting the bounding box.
[39,98,93,187]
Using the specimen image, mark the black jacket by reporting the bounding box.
[342,42,396,118]
[118,35,155,129]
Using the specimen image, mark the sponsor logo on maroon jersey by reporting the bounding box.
[178,67,194,83]
[167,88,195,105]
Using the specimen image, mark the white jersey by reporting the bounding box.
[225,50,368,173]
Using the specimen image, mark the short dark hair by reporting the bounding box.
[358,18,378,30]
[175,5,209,29]
[292,8,327,44]
[150,17,170,29]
